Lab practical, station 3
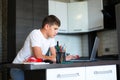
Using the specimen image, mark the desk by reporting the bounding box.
[4,60,120,80]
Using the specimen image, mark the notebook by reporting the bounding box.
[67,36,100,62]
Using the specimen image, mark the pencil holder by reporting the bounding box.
[56,51,66,63]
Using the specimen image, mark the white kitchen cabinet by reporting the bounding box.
[49,0,103,33]
[86,64,117,80]
[49,1,68,33]
[48,0,56,15]
[68,1,88,33]
[68,0,103,33]
[88,0,103,31]
[56,2,68,33]
[47,67,86,80]
[46,64,117,80]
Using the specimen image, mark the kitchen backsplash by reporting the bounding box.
[55,29,118,57]
[55,34,89,57]
[97,29,119,56]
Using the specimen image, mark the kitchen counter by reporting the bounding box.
[5,60,120,70]
[4,60,120,80]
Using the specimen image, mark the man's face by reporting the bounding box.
[47,24,59,38]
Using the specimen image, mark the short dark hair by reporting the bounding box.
[41,15,61,28]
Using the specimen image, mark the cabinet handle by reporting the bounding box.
[94,70,112,74]
[89,26,102,30]
[57,73,80,78]
[73,29,82,31]
[59,29,66,31]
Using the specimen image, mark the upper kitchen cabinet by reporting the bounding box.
[68,0,104,33]
[49,1,68,33]
[68,1,88,33]
[87,0,103,31]
[49,0,103,33]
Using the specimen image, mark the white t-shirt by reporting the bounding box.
[13,29,56,63]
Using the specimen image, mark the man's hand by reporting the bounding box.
[66,55,79,61]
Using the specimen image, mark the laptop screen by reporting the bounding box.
[65,37,100,62]
[90,37,100,60]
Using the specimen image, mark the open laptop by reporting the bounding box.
[67,36,100,62]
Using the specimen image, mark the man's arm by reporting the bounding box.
[32,46,56,62]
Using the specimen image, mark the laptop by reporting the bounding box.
[66,36,100,62]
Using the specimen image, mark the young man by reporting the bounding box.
[10,15,77,80]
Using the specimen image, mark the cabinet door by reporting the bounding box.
[86,65,117,80]
[47,67,86,80]
[88,0,103,31]
[68,1,88,33]
[49,1,68,33]
[48,1,56,15]
[55,2,68,33]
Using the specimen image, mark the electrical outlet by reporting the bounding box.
[105,48,110,52]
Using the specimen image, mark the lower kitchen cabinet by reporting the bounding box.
[86,64,117,80]
[46,64,117,80]
[47,67,86,80]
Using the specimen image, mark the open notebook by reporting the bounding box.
[67,36,100,62]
